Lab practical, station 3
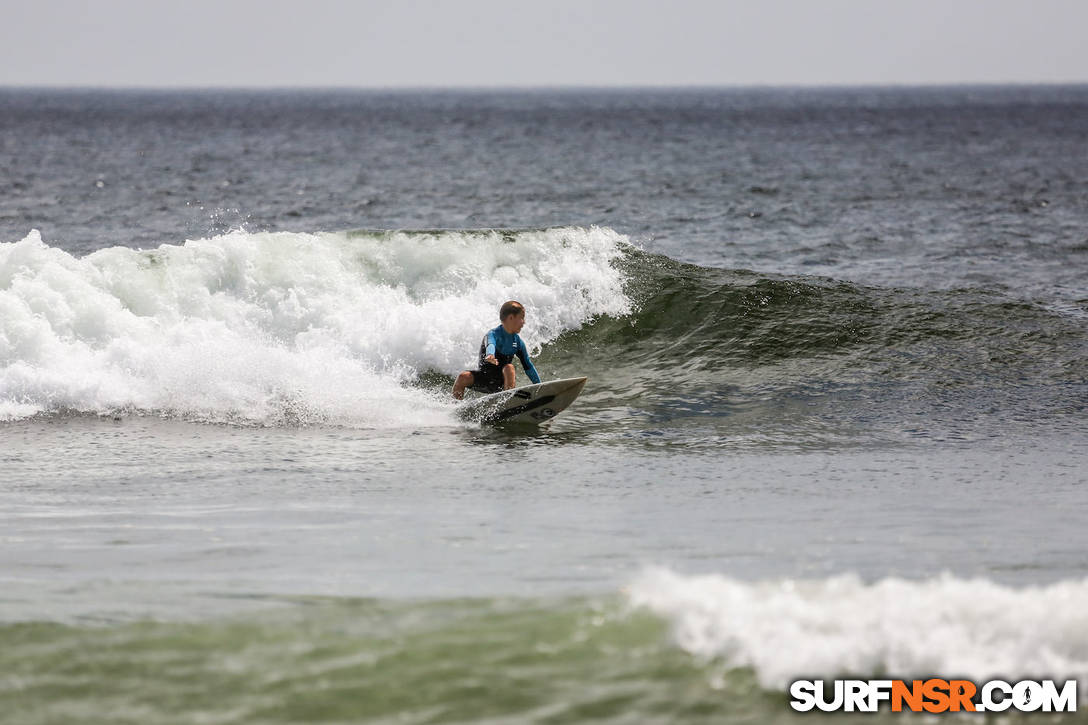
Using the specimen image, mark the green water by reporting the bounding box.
[1,597,767,725]
[5,595,1085,724]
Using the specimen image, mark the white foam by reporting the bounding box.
[628,567,1088,692]
[0,227,631,425]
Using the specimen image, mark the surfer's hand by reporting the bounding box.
[484,354,498,366]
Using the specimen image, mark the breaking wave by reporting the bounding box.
[0,227,630,424]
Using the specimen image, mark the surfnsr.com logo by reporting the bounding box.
[789,679,1078,713]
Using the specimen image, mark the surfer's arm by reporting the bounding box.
[516,342,541,384]
[483,330,498,360]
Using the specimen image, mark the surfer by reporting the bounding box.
[452,300,541,400]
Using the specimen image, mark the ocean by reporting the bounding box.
[1,86,1087,723]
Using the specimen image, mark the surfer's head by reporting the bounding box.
[499,300,526,334]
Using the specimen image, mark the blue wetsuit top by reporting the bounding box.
[480,325,541,384]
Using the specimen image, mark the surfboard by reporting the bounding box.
[457,377,588,425]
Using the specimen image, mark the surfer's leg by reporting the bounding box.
[452,371,474,400]
[501,363,516,390]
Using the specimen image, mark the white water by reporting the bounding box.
[628,567,1088,693]
[0,227,631,424]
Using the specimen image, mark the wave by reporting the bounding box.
[628,567,1088,694]
[0,227,630,424]
[3,570,1086,723]
[3,225,1084,430]
[555,246,1086,377]
[543,247,1088,439]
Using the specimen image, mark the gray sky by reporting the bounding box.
[3,0,1086,87]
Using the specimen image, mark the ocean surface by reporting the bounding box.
[2,86,1087,723]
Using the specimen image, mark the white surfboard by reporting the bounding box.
[457,377,588,425]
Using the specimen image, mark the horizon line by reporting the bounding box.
[3,80,1088,93]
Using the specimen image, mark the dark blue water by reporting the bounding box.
[6,86,1088,290]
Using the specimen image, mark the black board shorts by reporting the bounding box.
[469,362,506,394]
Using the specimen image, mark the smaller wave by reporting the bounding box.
[628,567,1088,694]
